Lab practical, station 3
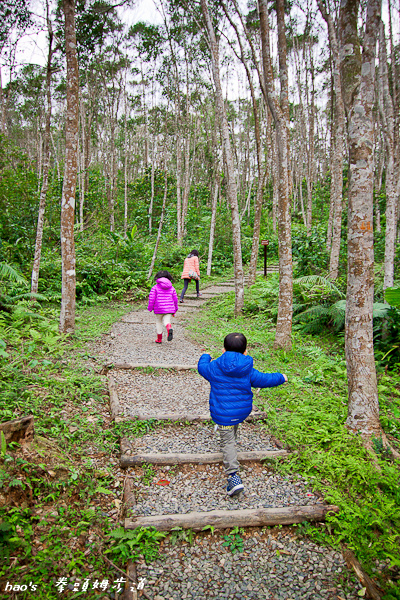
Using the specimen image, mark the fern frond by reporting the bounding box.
[294,275,344,298]
[372,303,390,319]
[0,262,27,285]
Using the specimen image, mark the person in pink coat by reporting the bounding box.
[147,271,178,343]
[180,249,201,303]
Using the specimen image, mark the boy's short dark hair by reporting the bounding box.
[154,270,174,282]
[224,332,247,354]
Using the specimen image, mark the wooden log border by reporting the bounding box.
[106,363,198,371]
[114,411,268,424]
[120,449,289,467]
[125,504,339,532]
[342,548,382,600]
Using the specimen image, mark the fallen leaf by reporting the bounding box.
[156,479,170,486]
[358,589,367,597]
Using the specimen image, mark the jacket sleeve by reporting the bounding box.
[195,256,200,277]
[198,354,212,380]
[250,369,286,388]
[147,286,156,312]
[172,287,178,313]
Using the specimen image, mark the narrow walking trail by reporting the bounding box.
[101,274,363,600]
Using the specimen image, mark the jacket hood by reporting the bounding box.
[156,277,173,290]
[216,351,253,376]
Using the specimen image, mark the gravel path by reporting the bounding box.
[126,464,321,516]
[123,422,277,454]
[114,370,210,417]
[101,278,361,600]
[101,313,204,366]
[136,531,362,600]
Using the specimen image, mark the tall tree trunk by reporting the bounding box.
[259,0,293,350]
[149,134,156,233]
[148,149,168,280]
[207,181,218,276]
[78,97,84,232]
[31,7,53,295]
[306,46,315,237]
[339,0,382,436]
[176,135,182,241]
[124,91,128,239]
[201,0,244,315]
[60,0,79,334]
[317,0,345,280]
[378,22,397,293]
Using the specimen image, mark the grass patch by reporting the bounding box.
[0,301,161,598]
[189,294,400,598]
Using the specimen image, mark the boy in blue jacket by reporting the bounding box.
[198,332,287,497]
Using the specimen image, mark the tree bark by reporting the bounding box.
[148,146,168,280]
[207,181,218,276]
[258,0,293,350]
[31,7,53,295]
[378,22,397,293]
[317,0,345,281]
[200,0,244,316]
[339,0,382,436]
[60,0,79,334]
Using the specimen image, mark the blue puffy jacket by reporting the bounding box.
[198,352,286,426]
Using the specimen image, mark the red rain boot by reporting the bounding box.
[155,333,162,344]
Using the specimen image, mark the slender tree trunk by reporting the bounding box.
[306,47,315,237]
[124,92,128,239]
[379,22,397,293]
[176,135,182,242]
[207,181,218,276]
[201,0,244,315]
[339,0,382,436]
[149,135,156,233]
[317,0,345,280]
[60,0,79,334]
[31,8,53,295]
[374,137,383,233]
[259,0,293,350]
[79,97,84,232]
[148,150,168,280]
[0,67,6,134]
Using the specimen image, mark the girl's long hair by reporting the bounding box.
[188,249,199,258]
[154,270,174,282]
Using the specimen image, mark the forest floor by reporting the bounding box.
[1,272,399,599]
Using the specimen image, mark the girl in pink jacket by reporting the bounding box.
[147,271,178,343]
[180,249,201,303]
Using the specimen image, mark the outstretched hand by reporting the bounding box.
[282,374,288,382]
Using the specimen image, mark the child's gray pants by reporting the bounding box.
[218,424,240,475]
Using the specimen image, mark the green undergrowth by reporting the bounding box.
[0,301,161,598]
[189,292,400,598]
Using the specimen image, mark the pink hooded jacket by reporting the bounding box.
[147,278,178,315]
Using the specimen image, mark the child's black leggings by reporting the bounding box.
[180,278,199,300]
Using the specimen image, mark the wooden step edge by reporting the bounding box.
[115,412,268,424]
[120,449,289,467]
[107,363,198,371]
[124,504,339,532]
[115,413,211,423]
